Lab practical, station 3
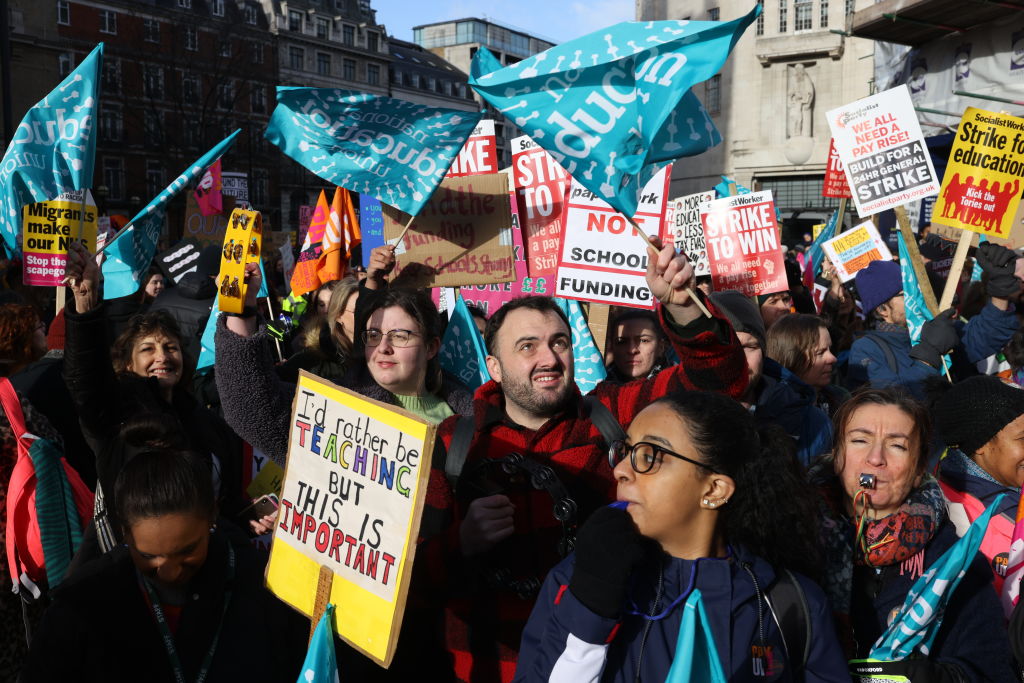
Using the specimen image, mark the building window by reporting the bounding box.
[756,0,764,34]
[212,0,224,17]
[183,117,199,149]
[289,46,304,70]
[705,74,721,115]
[245,5,258,25]
[845,0,855,14]
[185,25,198,51]
[289,10,302,32]
[367,31,379,52]
[795,0,812,30]
[56,1,69,26]
[708,7,720,20]
[143,18,160,43]
[146,160,163,197]
[99,10,117,35]
[177,0,192,8]
[250,41,263,63]
[367,63,380,86]
[144,65,164,98]
[343,58,356,81]
[58,52,73,77]
[779,0,788,32]
[358,0,371,12]
[144,111,162,146]
[253,169,268,207]
[100,107,122,142]
[251,86,266,113]
[217,82,233,109]
[402,72,412,87]
[103,158,124,200]
[317,17,329,39]
[182,74,198,101]
[418,75,427,89]
[218,41,231,57]
[103,58,121,93]
[317,52,330,75]
[342,24,354,46]
[820,0,829,26]
[434,78,443,93]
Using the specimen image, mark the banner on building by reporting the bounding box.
[446,120,498,177]
[701,191,787,297]
[821,220,893,282]
[20,189,97,286]
[823,139,853,198]
[827,85,940,216]
[665,191,714,277]
[266,371,434,667]
[555,166,671,309]
[511,135,570,279]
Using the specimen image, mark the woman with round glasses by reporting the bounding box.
[515,390,848,682]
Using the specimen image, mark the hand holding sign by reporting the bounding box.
[645,236,703,324]
[65,241,100,314]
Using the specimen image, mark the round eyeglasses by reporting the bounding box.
[608,439,719,475]
[362,328,420,348]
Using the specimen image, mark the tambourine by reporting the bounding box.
[217,208,263,313]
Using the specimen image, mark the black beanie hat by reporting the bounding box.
[932,375,1024,456]
[709,290,767,350]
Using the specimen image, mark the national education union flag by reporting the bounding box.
[468,7,759,217]
[0,43,103,255]
[102,130,240,299]
[265,89,482,216]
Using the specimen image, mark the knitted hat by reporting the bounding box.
[47,308,66,351]
[854,260,902,315]
[932,376,1024,456]
[709,290,767,350]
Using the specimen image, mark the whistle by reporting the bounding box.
[859,473,876,489]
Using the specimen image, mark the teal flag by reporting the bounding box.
[297,604,339,683]
[554,298,607,394]
[897,230,950,373]
[0,43,103,255]
[468,8,759,217]
[802,207,839,288]
[871,494,1005,660]
[102,130,240,299]
[665,589,727,683]
[265,89,481,216]
[439,295,491,390]
[713,175,752,198]
[197,260,268,371]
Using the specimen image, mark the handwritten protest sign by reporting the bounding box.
[21,190,97,286]
[701,191,787,297]
[382,173,515,289]
[512,135,570,279]
[827,85,939,216]
[821,220,893,282]
[447,120,498,177]
[665,191,714,276]
[932,108,1024,237]
[556,166,671,309]
[266,371,435,666]
[823,139,852,198]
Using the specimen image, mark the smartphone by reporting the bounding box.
[242,493,279,521]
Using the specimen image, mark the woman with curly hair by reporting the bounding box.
[0,303,47,377]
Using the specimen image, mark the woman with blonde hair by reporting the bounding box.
[277,276,360,382]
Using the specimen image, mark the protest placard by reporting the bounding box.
[701,191,788,297]
[446,120,498,177]
[821,220,893,282]
[823,139,852,198]
[221,171,248,203]
[156,239,201,284]
[184,192,237,248]
[665,191,714,277]
[827,85,940,216]
[359,195,385,268]
[932,108,1024,238]
[21,190,97,286]
[555,166,670,309]
[266,371,435,666]
[381,173,515,289]
[511,135,570,279]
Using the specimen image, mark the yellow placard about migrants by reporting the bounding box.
[266,371,435,667]
[933,107,1024,237]
[21,189,98,287]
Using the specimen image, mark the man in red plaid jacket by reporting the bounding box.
[409,239,751,683]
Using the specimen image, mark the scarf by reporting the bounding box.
[817,470,946,615]
[872,321,907,335]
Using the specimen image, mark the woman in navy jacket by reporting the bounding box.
[514,391,849,682]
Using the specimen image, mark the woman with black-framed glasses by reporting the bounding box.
[515,391,848,682]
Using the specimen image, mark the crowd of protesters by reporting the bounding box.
[1,224,1024,683]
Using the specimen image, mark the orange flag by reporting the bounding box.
[317,187,346,284]
[341,188,361,264]
[290,190,329,296]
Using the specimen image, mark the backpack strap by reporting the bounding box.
[0,378,30,445]
[766,568,811,681]
[444,415,476,492]
[861,331,899,374]
[581,395,626,448]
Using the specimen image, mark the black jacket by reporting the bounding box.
[147,272,217,361]
[21,532,307,682]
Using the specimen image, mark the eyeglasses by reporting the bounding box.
[362,328,420,347]
[608,439,719,475]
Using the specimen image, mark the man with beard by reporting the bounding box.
[417,238,749,683]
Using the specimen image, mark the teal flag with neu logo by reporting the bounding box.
[0,43,103,255]
[265,89,482,216]
[468,7,759,218]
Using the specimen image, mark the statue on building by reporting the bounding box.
[787,64,815,138]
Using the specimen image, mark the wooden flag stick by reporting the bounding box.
[392,213,417,247]
[938,227,973,312]
[628,217,712,318]
[309,564,333,644]
[836,198,848,233]
[588,303,611,357]
[893,205,939,315]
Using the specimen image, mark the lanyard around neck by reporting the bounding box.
[140,543,236,683]
[627,547,732,621]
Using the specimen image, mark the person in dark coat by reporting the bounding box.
[147,245,220,360]
[813,387,1015,682]
[21,450,306,683]
[515,391,848,682]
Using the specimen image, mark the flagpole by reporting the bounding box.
[93,219,134,257]
[627,216,712,318]
[836,198,847,233]
[264,296,283,362]
[392,213,417,246]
